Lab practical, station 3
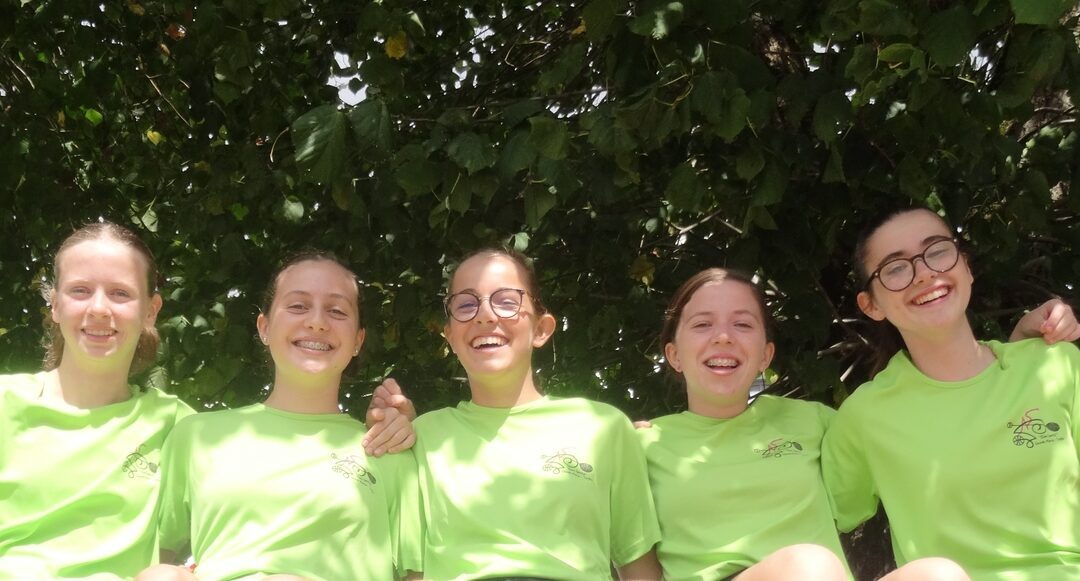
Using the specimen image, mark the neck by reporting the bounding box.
[469,367,543,408]
[265,371,342,414]
[901,322,995,381]
[45,361,132,409]
[687,391,750,419]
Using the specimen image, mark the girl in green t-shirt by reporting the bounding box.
[0,222,193,580]
[407,248,663,580]
[823,207,1080,579]
[137,252,422,581]
[644,267,972,581]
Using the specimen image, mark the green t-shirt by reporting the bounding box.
[157,403,423,581]
[822,339,1080,580]
[413,395,660,581]
[639,395,847,581]
[0,372,193,580]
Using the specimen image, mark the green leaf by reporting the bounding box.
[878,43,916,63]
[691,71,750,141]
[538,42,587,93]
[812,91,852,144]
[347,99,392,151]
[752,162,789,206]
[447,175,471,214]
[859,0,916,37]
[923,6,976,67]
[503,100,544,128]
[898,155,930,198]
[497,131,537,176]
[84,108,104,126]
[528,116,570,160]
[665,162,705,212]
[395,158,442,197]
[823,145,846,184]
[736,147,765,180]
[845,44,877,83]
[282,196,305,222]
[583,0,628,41]
[291,104,346,183]
[446,132,497,174]
[1010,0,1070,25]
[524,184,557,227]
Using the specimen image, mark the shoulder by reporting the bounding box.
[755,394,836,427]
[414,405,459,430]
[0,372,44,398]
[138,386,196,418]
[993,338,1079,366]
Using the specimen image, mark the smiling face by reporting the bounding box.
[256,259,364,382]
[857,209,973,340]
[664,279,775,417]
[444,253,555,385]
[51,238,162,371]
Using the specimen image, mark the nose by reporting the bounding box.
[87,289,109,316]
[473,298,497,323]
[911,256,936,285]
[711,328,732,344]
[305,308,329,331]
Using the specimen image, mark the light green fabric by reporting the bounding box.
[640,395,848,580]
[0,372,193,580]
[823,339,1080,580]
[413,395,660,580]
[157,403,422,581]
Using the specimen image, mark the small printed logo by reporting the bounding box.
[754,438,804,459]
[541,449,594,480]
[330,453,377,488]
[121,445,159,480]
[1006,408,1064,448]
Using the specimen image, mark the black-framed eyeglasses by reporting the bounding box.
[445,288,527,322]
[866,238,961,292]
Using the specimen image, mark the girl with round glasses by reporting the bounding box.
[823,207,1080,578]
[411,248,662,580]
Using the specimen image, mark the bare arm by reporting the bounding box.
[616,548,662,581]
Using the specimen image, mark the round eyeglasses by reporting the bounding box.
[866,238,961,292]
[445,288,527,322]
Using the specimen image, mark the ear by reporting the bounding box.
[145,293,163,326]
[531,312,557,348]
[443,322,455,354]
[664,342,682,373]
[353,328,366,357]
[49,289,59,324]
[857,290,886,322]
[760,341,776,372]
[256,313,269,343]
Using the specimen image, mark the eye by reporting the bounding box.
[329,307,349,319]
[286,303,308,312]
[734,321,754,330]
[882,261,909,278]
[690,320,711,330]
[111,289,132,299]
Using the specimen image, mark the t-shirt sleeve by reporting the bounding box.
[820,403,878,533]
[385,449,424,577]
[155,420,193,555]
[608,414,661,566]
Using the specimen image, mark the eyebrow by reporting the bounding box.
[685,309,761,321]
[282,290,353,302]
[875,235,952,267]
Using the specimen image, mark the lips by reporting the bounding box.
[293,339,332,351]
[82,328,117,338]
[705,356,739,369]
[470,335,508,349]
[912,285,950,306]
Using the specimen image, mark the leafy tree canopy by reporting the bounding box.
[1,0,1077,447]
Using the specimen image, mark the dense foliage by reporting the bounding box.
[1,1,1078,572]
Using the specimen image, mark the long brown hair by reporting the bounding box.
[43,222,161,375]
[853,207,957,377]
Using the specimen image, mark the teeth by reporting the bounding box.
[915,287,949,305]
[706,357,738,368]
[471,336,507,348]
[84,329,115,337]
[295,340,331,351]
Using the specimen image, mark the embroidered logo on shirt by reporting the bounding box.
[330,453,377,488]
[541,449,594,480]
[1006,408,1064,448]
[754,438,804,458]
[121,444,160,480]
